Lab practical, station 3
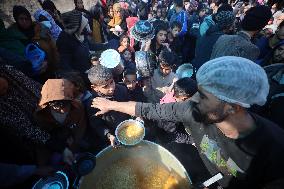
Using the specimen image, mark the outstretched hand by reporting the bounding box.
[91,97,112,116]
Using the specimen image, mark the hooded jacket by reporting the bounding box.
[34,79,86,152]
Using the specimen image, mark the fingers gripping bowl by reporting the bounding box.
[115,119,145,146]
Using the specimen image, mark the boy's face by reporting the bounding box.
[123,50,132,62]
[92,78,116,97]
[123,74,137,91]
[171,27,181,37]
[159,63,172,77]
[156,30,167,45]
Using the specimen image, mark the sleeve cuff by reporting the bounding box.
[135,102,143,117]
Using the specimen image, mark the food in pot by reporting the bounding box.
[117,122,144,145]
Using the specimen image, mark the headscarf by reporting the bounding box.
[12,6,34,40]
[34,9,62,41]
[108,3,122,27]
[0,65,50,145]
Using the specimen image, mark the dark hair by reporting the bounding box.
[158,49,177,67]
[217,4,233,13]
[170,21,182,29]
[121,48,134,62]
[61,72,87,93]
[123,68,137,77]
[13,5,31,21]
[42,0,57,12]
[173,77,197,97]
[87,65,113,86]
[74,0,80,5]
[173,0,184,7]
[216,0,228,6]
[119,34,130,44]
[150,21,169,53]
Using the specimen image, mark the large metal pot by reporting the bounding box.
[79,140,192,189]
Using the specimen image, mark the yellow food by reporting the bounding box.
[93,157,187,189]
[117,123,144,144]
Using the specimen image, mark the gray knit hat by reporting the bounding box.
[196,56,269,108]
[61,10,82,34]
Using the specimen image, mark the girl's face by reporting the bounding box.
[121,37,129,48]
[123,50,132,62]
[156,30,167,45]
[109,8,114,18]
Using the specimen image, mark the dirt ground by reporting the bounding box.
[0,0,100,27]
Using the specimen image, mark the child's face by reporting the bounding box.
[123,50,132,62]
[123,74,137,91]
[171,27,181,37]
[159,63,172,77]
[91,78,116,97]
[121,37,129,48]
[109,8,114,18]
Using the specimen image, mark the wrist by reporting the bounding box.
[106,133,112,139]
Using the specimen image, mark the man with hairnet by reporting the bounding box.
[91,56,284,188]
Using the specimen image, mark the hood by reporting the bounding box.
[38,79,75,109]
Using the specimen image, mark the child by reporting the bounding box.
[117,35,135,53]
[160,77,197,103]
[168,21,183,63]
[121,48,136,70]
[90,55,100,66]
[143,49,178,103]
[121,68,146,102]
[156,77,197,145]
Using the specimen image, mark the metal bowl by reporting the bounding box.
[115,119,145,146]
[79,140,192,189]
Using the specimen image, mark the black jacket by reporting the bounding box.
[135,101,284,188]
[86,84,130,140]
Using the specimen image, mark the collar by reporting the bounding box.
[238,31,252,41]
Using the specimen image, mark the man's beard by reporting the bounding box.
[191,103,229,124]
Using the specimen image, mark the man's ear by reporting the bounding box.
[227,104,242,114]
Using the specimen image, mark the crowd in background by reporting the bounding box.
[0,0,284,188]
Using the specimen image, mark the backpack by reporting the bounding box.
[25,43,46,75]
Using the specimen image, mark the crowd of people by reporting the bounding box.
[0,0,284,188]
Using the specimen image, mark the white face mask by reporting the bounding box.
[41,21,52,29]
